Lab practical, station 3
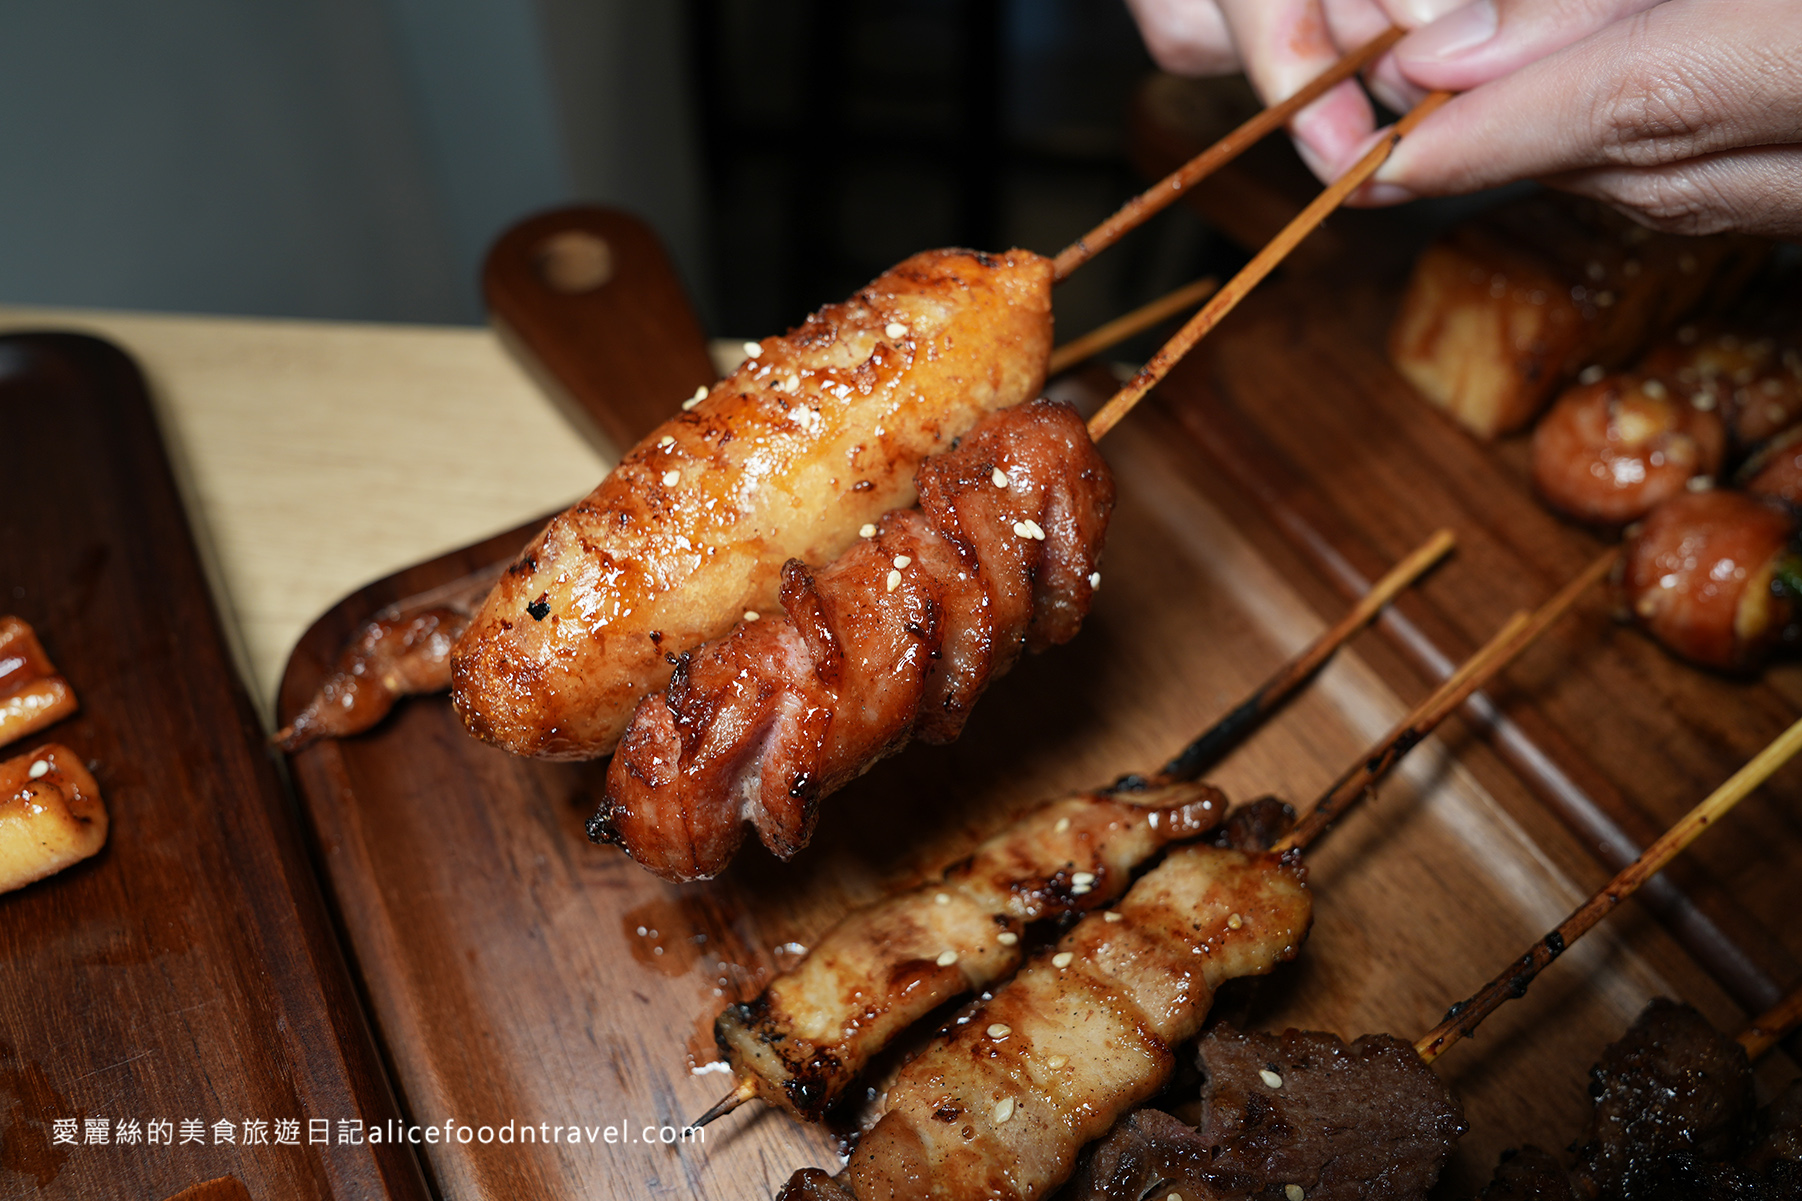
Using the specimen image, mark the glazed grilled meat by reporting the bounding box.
[0,617,78,750]
[1388,194,1764,439]
[1531,373,1725,528]
[1478,1147,1577,1201]
[814,844,1312,1201]
[1617,489,1802,670]
[1571,999,1755,1199]
[717,781,1227,1121]
[277,565,501,751]
[453,248,1054,760]
[0,743,106,894]
[593,398,1113,881]
[1061,1026,1464,1201]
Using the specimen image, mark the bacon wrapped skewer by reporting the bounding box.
[592,398,1113,881]
[0,617,78,751]
[0,743,106,894]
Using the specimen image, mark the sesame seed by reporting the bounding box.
[935,892,950,905]
[28,760,49,780]
[682,396,702,411]
[658,434,675,448]
[993,1098,1015,1124]
[997,932,1019,946]
[1071,871,1096,887]
[694,385,710,401]
[744,341,763,358]
[1641,379,1667,399]
[1013,521,1033,538]
[744,611,760,622]
[894,555,911,569]
[886,570,901,592]
[936,950,958,967]
[885,322,909,339]
[1578,365,1606,385]
[992,468,1008,487]
[1054,817,1071,833]
[1089,572,1100,590]
[1287,1186,1306,1201]
[1104,911,1122,923]
[1047,1055,1068,1069]
[987,1024,1012,1039]
[785,373,800,392]
[1227,913,1243,930]
[1260,1069,1285,1089]
[1070,883,1091,896]
[1052,951,1074,969]
[1169,1195,1183,1201]
[1692,392,1716,411]
[1023,520,1046,540]
[859,523,877,538]
[662,470,681,487]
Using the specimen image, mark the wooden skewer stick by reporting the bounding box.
[1278,548,1616,855]
[1157,527,1455,782]
[692,530,1454,1130]
[1414,713,1802,1065]
[1051,27,1406,282]
[1737,979,1802,1060]
[1048,276,1221,376]
[1086,88,1453,443]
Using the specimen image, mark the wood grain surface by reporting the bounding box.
[0,335,429,1201]
[272,196,1802,1199]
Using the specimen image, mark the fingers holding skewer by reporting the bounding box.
[1414,714,1802,1065]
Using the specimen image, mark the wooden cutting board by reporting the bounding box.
[0,334,429,1201]
[274,208,1794,1199]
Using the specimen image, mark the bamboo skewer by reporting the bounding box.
[1737,980,1802,1060]
[1048,276,1220,376]
[1414,714,1802,1065]
[1085,88,1453,443]
[1156,527,1454,783]
[1051,27,1406,282]
[1278,548,1616,854]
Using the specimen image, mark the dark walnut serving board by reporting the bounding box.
[0,335,428,1201]
[274,207,1801,1200]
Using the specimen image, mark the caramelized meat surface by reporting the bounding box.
[719,781,1227,1121]
[276,565,501,751]
[1617,489,1801,670]
[594,399,1113,881]
[1060,1027,1463,1201]
[0,743,106,894]
[1478,1146,1577,1201]
[1532,374,1725,527]
[453,248,1053,760]
[836,845,1312,1200]
[1571,999,1755,1199]
[0,617,78,750]
[1388,194,1764,438]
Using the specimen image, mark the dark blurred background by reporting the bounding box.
[0,0,1233,345]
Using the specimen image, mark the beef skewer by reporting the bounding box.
[771,567,1608,1199]
[1738,978,1802,1060]
[694,531,1453,1127]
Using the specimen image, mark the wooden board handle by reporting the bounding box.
[483,206,715,453]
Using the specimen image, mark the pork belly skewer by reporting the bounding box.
[771,571,1607,1199]
[694,531,1452,1127]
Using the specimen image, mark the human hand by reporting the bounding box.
[1122,0,1467,180]
[1369,0,1802,238]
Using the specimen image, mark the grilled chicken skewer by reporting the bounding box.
[698,532,1454,1126]
[769,565,1610,1200]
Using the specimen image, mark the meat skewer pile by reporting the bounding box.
[698,531,1456,1126]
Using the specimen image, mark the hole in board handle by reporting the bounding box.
[535,231,615,293]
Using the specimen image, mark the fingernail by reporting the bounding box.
[1402,0,1497,61]
[1354,180,1418,207]
[1396,0,1474,24]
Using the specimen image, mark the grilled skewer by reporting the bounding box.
[0,617,78,751]
[764,566,1608,1198]
[695,531,1453,1126]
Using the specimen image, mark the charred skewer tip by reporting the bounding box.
[691,1079,756,1128]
